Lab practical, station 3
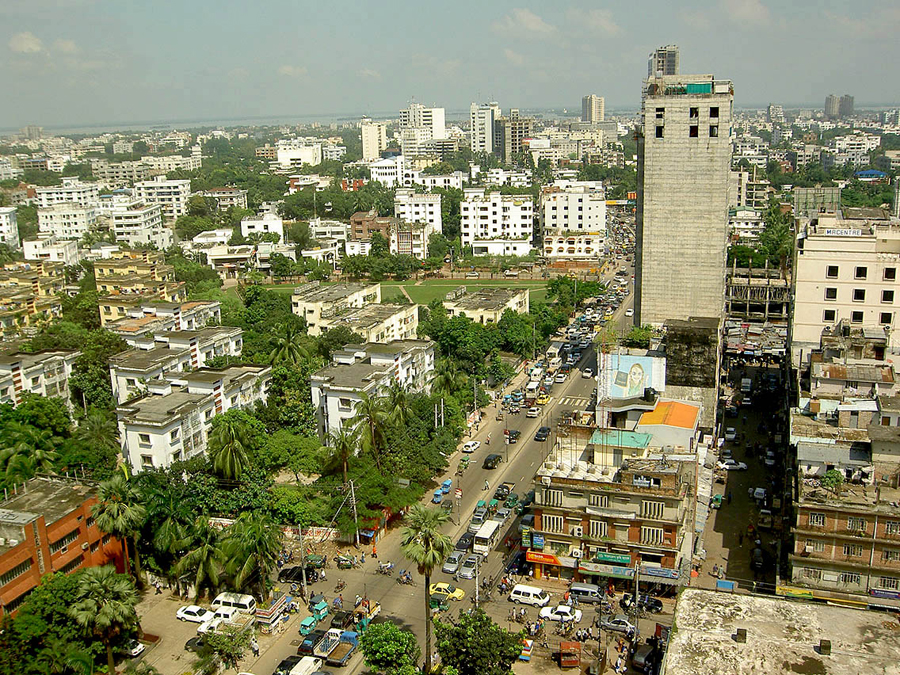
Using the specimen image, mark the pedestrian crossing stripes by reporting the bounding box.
[558,396,590,406]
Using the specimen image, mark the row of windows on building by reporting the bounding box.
[801,568,900,590]
[821,309,893,325]
[826,265,896,281]
[541,515,667,546]
[806,539,900,561]
[807,513,900,534]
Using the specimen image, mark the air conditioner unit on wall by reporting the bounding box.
[541,476,551,486]
[572,526,584,538]
[571,548,583,558]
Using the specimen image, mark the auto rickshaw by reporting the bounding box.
[299,616,317,635]
[710,494,723,510]
[457,457,470,474]
[306,554,326,569]
[429,594,450,613]
[488,499,500,514]
[312,600,329,622]
[432,488,444,504]
[336,554,354,570]
[505,492,519,510]
[476,499,488,511]
[441,479,453,494]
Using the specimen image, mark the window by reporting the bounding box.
[543,514,564,533]
[879,576,900,590]
[885,268,896,281]
[655,126,664,138]
[826,265,839,278]
[205,409,212,420]
[883,290,895,303]
[3,590,33,614]
[709,125,719,137]
[170,429,180,442]
[545,489,563,507]
[710,106,719,118]
[141,455,154,468]
[655,107,664,119]
[823,309,837,322]
[689,125,699,137]
[86,516,95,529]
[640,526,665,546]
[848,517,867,532]
[0,559,32,586]
[825,287,838,300]
[641,500,665,519]
[840,572,861,585]
[59,555,84,574]
[855,266,868,280]
[886,521,900,536]
[589,520,608,539]
[689,107,699,118]
[809,512,825,527]
[50,529,79,554]
[138,433,151,446]
[589,494,609,508]
[802,568,822,580]
[853,289,866,302]
[806,539,825,552]
[882,549,900,562]
[881,312,893,325]
[843,544,863,557]
[851,311,864,324]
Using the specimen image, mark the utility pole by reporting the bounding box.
[475,556,480,609]
[349,480,361,548]
[298,527,308,600]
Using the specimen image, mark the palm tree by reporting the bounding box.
[207,415,252,479]
[1,422,61,480]
[400,504,455,675]
[431,360,466,398]
[146,488,192,592]
[68,565,140,675]
[321,424,358,484]
[175,517,226,600]
[222,512,283,600]
[351,392,387,470]
[385,380,411,428]
[75,407,120,455]
[269,322,310,367]
[64,648,94,675]
[92,474,147,585]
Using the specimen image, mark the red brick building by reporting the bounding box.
[0,476,124,616]
[349,210,396,242]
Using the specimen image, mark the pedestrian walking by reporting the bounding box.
[154,580,162,595]
[250,638,259,657]
[727,490,733,504]
[372,545,377,559]
[321,569,326,582]
[484,480,489,491]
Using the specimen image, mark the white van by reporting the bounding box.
[290,656,324,675]
[211,592,257,615]
[212,606,241,622]
[569,582,604,605]
[508,584,551,607]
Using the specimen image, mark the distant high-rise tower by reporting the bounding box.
[825,95,840,120]
[581,95,605,123]
[635,72,733,327]
[470,102,501,154]
[767,104,784,125]
[839,95,854,118]
[493,109,534,164]
[20,125,42,141]
[648,45,679,77]
[361,119,387,162]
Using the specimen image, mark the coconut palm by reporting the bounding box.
[269,322,311,367]
[174,517,227,601]
[93,474,147,585]
[68,565,140,675]
[75,407,120,455]
[351,392,387,470]
[1,422,61,480]
[431,360,466,398]
[146,487,192,591]
[321,424,358,484]
[207,414,252,479]
[222,512,283,600]
[385,380,411,428]
[400,504,455,674]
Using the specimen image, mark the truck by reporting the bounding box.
[325,631,359,667]
[289,656,324,675]
[313,628,344,659]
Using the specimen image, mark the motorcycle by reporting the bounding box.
[397,570,415,585]
[335,579,346,593]
[377,561,394,576]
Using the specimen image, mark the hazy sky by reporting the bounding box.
[1,0,898,129]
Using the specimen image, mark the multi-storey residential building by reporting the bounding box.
[791,210,900,362]
[0,207,19,249]
[311,340,434,438]
[273,139,323,169]
[460,188,534,256]
[109,326,243,404]
[142,153,202,175]
[390,221,432,260]
[35,177,99,208]
[825,95,840,120]
[291,281,381,335]
[0,476,124,617]
[0,260,66,334]
[240,213,284,242]
[0,158,24,182]
[368,156,405,188]
[394,189,442,234]
[349,210,397,242]
[635,73,733,326]
[839,95,855,118]
[729,167,770,210]
[133,176,191,220]
[37,203,99,240]
[22,236,81,265]
[400,103,445,141]
[117,364,272,472]
[308,218,349,243]
[361,120,388,162]
[470,102,501,154]
[493,109,534,164]
[648,44,679,77]
[90,159,152,184]
[107,200,171,249]
[767,103,785,124]
[484,168,531,188]
[728,208,765,244]
[582,95,605,124]
[95,250,186,326]
[198,186,248,211]
[105,300,222,343]
[317,303,418,344]
[443,286,529,325]
[255,145,278,160]
[875,151,900,174]
[541,182,607,260]
[0,349,80,407]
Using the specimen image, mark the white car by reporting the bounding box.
[127,641,145,658]
[765,450,776,467]
[724,427,737,442]
[600,614,636,634]
[625,308,634,317]
[526,407,540,418]
[717,459,748,471]
[177,605,215,623]
[582,368,593,379]
[555,373,567,384]
[539,605,583,623]
[462,441,481,454]
[197,618,224,635]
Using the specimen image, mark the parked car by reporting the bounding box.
[462,441,481,454]
[765,450,777,467]
[298,629,328,656]
[330,610,354,630]
[518,513,535,533]
[620,593,663,613]
[717,460,748,471]
[126,641,145,658]
[582,368,593,379]
[724,427,737,441]
[539,605,583,623]
[457,555,480,580]
[442,550,465,574]
[177,605,215,624]
[555,372,567,384]
[493,507,512,524]
[274,656,302,675]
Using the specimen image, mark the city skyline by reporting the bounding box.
[2,0,899,129]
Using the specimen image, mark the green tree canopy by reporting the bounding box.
[435,609,523,675]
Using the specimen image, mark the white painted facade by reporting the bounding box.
[240,213,284,242]
[35,177,99,208]
[460,188,534,252]
[0,350,80,408]
[470,102,501,154]
[369,156,405,188]
[361,120,388,162]
[38,204,99,240]
[134,176,191,219]
[23,236,81,265]
[0,207,20,249]
[110,201,172,249]
[394,189,442,234]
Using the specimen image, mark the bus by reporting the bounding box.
[473,520,502,557]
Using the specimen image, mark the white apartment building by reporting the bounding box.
[361,120,388,162]
[109,326,244,404]
[792,211,900,362]
[142,154,202,174]
[35,177,99,208]
[390,221,433,260]
[402,171,466,191]
[0,349,80,408]
[318,303,418,344]
[308,217,349,243]
[541,182,607,231]
[240,213,284,242]
[0,158,24,182]
[291,281,381,335]
[582,94,605,123]
[484,168,531,188]
[728,208,765,244]
[443,286,530,325]
[198,187,249,211]
[400,103,445,139]
[190,229,233,248]
[369,156,405,188]
[394,189,442,234]
[134,176,191,220]
[274,139,323,169]
[106,300,222,344]
[0,207,20,249]
[470,102,501,154]
[311,340,435,438]
[460,188,534,256]
[109,200,172,249]
[322,145,346,161]
[23,236,81,265]
[38,204,99,240]
[117,364,271,472]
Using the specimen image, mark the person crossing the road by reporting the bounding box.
[483,480,489,491]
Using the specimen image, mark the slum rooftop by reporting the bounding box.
[666,588,900,675]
